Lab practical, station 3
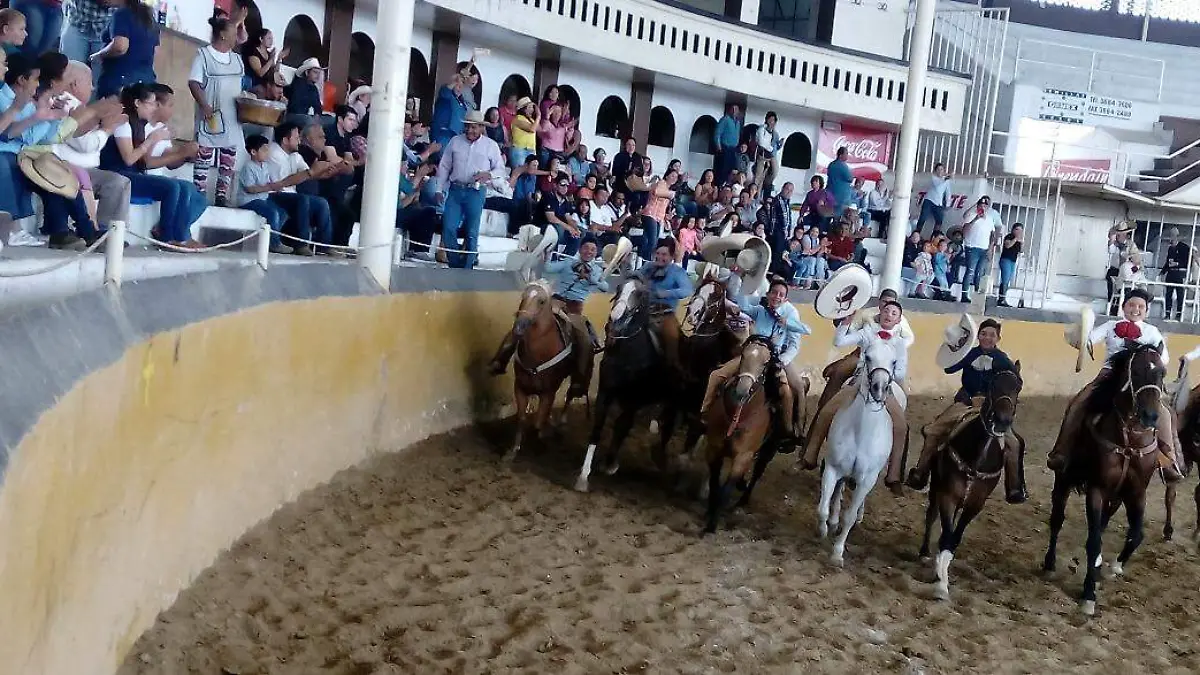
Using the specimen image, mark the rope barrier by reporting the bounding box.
[125,229,261,253]
[0,230,110,278]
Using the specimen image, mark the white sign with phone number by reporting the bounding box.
[1037,88,1137,127]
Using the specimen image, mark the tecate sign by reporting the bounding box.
[1041,158,1112,183]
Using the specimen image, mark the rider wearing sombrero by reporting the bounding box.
[1048,288,1183,481]
[637,238,693,374]
[817,289,916,410]
[906,318,1028,503]
[700,275,812,446]
[489,238,609,398]
[801,299,910,492]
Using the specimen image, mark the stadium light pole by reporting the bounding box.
[882,0,937,294]
[357,0,416,291]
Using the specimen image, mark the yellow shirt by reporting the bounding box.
[510,115,537,150]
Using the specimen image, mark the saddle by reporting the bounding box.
[518,309,575,375]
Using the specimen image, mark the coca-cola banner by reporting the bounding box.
[816,121,894,182]
[1041,158,1111,184]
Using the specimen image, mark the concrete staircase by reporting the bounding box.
[1126,116,1200,196]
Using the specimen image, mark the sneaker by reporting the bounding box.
[48,233,86,251]
[269,242,294,255]
[9,229,43,247]
[180,240,206,250]
[291,244,315,257]
[323,248,348,259]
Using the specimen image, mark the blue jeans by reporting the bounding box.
[13,0,63,57]
[271,192,332,245]
[59,23,105,88]
[998,257,1015,289]
[509,147,533,170]
[634,215,661,261]
[40,190,96,239]
[963,246,988,295]
[918,200,944,234]
[125,173,203,243]
[557,223,581,257]
[441,184,486,269]
[716,146,738,184]
[241,199,288,247]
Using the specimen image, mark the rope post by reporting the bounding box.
[104,222,124,287]
[256,220,271,271]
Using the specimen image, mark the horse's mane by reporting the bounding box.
[525,279,553,296]
[1088,343,1161,414]
[743,334,778,359]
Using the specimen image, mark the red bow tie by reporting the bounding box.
[1114,321,1142,340]
[878,330,892,340]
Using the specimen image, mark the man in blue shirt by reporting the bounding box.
[637,238,692,374]
[827,147,854,216]
[713,103,741,185]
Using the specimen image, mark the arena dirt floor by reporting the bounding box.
[120,396,1200,675]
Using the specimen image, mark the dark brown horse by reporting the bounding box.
[1164,382,1200,541]
[702,335,781,534]
[919,365,1025,600]
[1043,344,1165,616]
[500,281,578,464]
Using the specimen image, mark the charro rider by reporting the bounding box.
[816,288,916,410]
[1048,289,1183,481]
[802,299,911,491]
[637,239,693,373]
[905,317,1028,503]
[489,237,610,397]
[700,275,811,447]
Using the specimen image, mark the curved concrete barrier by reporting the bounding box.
[1,267,1198,675]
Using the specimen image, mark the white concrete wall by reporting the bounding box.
[557,61,632,166]
[831,0,909,61]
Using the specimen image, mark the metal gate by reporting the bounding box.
[984,176,1065,310]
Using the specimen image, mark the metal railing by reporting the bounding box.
[1013,37,1166,103]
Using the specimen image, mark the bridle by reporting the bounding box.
[724,338,775,438]
[1120,349,1163,409]
[606,282,647,343]
[981,369,1021,439]
[683,280,726,338]
[859,359,893,410]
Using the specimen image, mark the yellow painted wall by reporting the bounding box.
[0,291,1197,675]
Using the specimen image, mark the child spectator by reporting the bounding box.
[0,9,28,56]
[932,236,951,300]
[678,214,703,265]
[238,133,334,256]
[911,239,935,298]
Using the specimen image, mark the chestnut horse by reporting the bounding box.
[1164,383,1200,541]
[702,335,781,534]
[1043,344,1165,616]
[919,365,1025,600]
[501,281,578,463]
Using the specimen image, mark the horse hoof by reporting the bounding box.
[1080,600,1096,617]
[649,420,660,434]
[604,460,621,476]
[1110,561,1124,577]
[573,478,590,493]
[933,584,950,602]
[501,450,518,465]
[818,525,829,539]
[830,553,844,568]
[1164,526,1174,542]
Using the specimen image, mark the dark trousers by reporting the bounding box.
[870,209,891,238]
[397,204,438,249]
[716,146,738,184]
[40,189,97,240]
[1105,265,1120,314]
[272,192,333,245]
[1164,270,1187,319]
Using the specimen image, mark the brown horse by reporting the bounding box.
[919,365,1025,600]
[1164,383,1200,541]
[1043,344,1165,616]
[500,281,578,464]
[702,335,780,534]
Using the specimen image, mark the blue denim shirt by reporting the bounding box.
[714,115,740,149]
[637,261,692,310]
[546,258,608,302]
[734,295,810,365]
[0,84,63,153]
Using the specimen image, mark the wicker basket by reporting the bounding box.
[235,96,286,127]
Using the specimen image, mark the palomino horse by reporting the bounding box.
[656,276,739,476]
[919,366,1025,600]
[575,277,672,492]
[818,338,905,566]
[501,281,578,463]
[1043,344,1165,616]
[702,335,780,534]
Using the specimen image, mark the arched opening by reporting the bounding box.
[237,0,263,36]
[648,106,675,148]
[497,74,532,106]
[689,115,718,154]
[557,84,582,121]
[595,95,629,138]
[741,123,760,149]
[281,15,321,69]
[456,60,483,111]
[348,32,375,85]
[781,132,813,169]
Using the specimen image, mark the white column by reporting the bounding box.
[882,0,937,294]
[357,0,415,291]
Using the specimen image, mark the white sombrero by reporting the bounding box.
[505,225,560,281]
[936,313,978,369]
[815,263,872,319]
[700,233,772,297]
[1065,305,1095,373]
[601,236,633,277]
[530,225,559,260]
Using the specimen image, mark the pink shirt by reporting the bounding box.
[679,228,702,253]
[538,119,568,153]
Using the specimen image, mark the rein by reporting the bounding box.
[1087,352,1162,487]
[513,292,574,376]
[858,366,892,410]
[723,344,773,439]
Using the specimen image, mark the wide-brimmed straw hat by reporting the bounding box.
[601,237,633,277]
[294,57,326,77]
[815,263,872,319]
[1112,220,1134,234]
[700,233,772,296]
[464,109,487,125]
[347,85,372,105]
[936,313,978,369]
[1064,305,1095,373]
[18,151,79,199]
[516,96,534,111]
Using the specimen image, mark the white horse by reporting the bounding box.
[817,338,907,566]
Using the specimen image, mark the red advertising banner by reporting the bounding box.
[816,121,894,182]
[1041,158,1111,183]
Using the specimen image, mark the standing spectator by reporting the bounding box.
[430,67,471,151]
[482,106,505,147]
[767,181,794,266]
[1162,226,1191,320]
[283,56,324,127]
[917,162,952,235]
[241,28,287,90]
[1104,223,1132,312]
[612,137,640,195]
[997,222,1023,308]
[11,1,59,58]
[90,0,157,98]
[868,176,892,238]
[753,111,783,191]
[538,173,582,256]
[0,8,28,56]
[188,14,244,207]
[60,0,112,86]
[713,103,740,184]
[539,84,561,117]
[960,195,1002,303]
[507,95,538,169]
[799,175,835,231]
[435,109,503,269]
[590,147,610,185]
[568,144,590,185]
[910,239,935,298]
[826,146,853,215]
[638,168,678,263]
[497,92,517,147]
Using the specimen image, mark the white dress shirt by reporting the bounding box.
[835,322,909,381]
[1088,319,1168,367]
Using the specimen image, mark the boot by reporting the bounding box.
[775,382,798,453]
[997,284,1010,307]
[1004,435,1028,504]
[488,331,517,375]
[1160,441,1184,483]
[905,425,940,490]
[567,322,593,399]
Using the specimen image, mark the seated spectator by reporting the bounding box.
[481,105,505,148]
[794,224,826,289]
[568,144,590,185]
[189,14,244,208]
[692,168,716,218]
[826,221,856,271]
[91,0,157,98]
[238,133,335,255]
[734,190,756,227]
[100,82,205,248]
[538,155,567,193]
[539,171,582,256]
[241,27,287,90]
[297,122,356,249]
[705,185,735,225]
[590,147,610,185]
[396,159,437,253]
[0,8,27,56]
[902,229,921,268]
[0,52,103,250]
[587,186,627,247]
[283,57,325,127]
[508,96,538,169]
[678,215,703,265]
[576,174,598,202]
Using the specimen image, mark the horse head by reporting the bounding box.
[683,278,727,335]
[514,280,553,337]
[983,361,1023,437]
[607,276,648,342]
[861,339,899,406]
[1121,344,1166,430]
[731,335,775,405]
